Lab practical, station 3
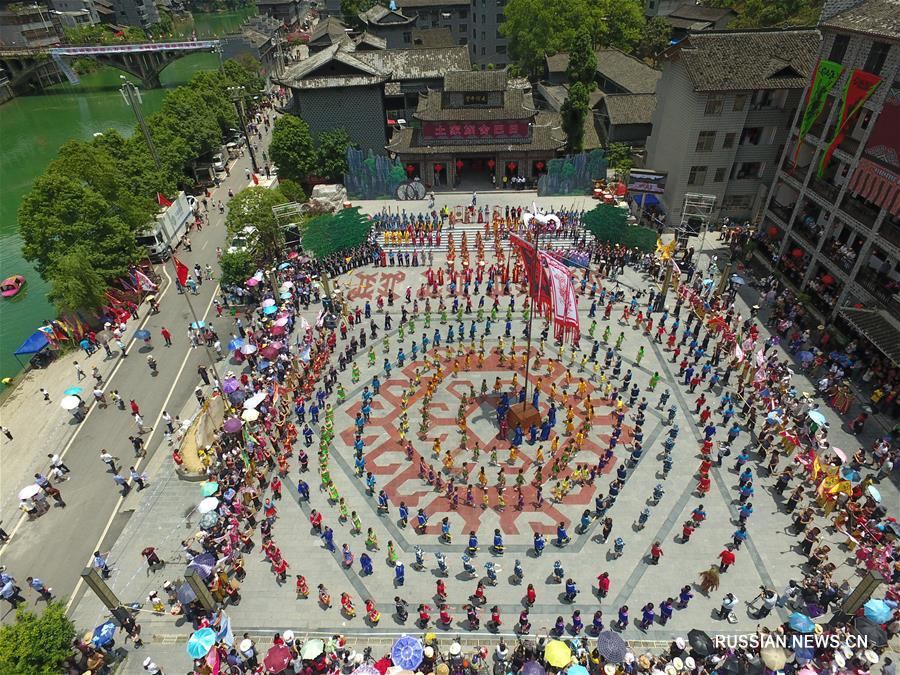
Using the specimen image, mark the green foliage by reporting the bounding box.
[605,142,634,177]
[340,0,375,27]
[502,0,645,77]
[636,16,671,64]
[302,208,372,260]
[219,250,256,286]
[561,82,590,153]
[566,29,596,87]
[277,178,307,204]
[583,204,656,251]
[0,602,75,673]
[64,23,146,45]
[710,0,822,27]
[223,55,265,94]
[270,115,316,184]
[225,187,288,264]
[48,247,109,313]
[316,128,356,182]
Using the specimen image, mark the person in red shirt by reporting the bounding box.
[682,522,695,542]
[597,572,611,597]
[160,327,172,347]
[273,556,288,582]
[526,583,536,605]
[697,475,711,495]
[650,541,664,564]
[490,605,501,629]
[309,509,322,532]
[718,547,736,572]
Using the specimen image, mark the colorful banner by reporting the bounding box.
[421,120,530,143]
[847,85,900,216]
[542,253,580,344]
[793,59,844,168]
[819,68,882,177]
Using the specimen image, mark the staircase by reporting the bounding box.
[377,221,593,254]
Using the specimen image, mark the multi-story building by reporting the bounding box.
[50,0,99,27]
[644,28,821,226]
[256,0,307,30]
[0,2,61,48]
[108,0,157,29]
[757,0,900,333]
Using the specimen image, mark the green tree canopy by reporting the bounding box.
[270,115,316,185]
[0,602,75,673]
[708,0,822,28]
[302,208,372,260]
[583,204,657,251]
[219,250,256,286]
[225,187,288,264]
[566,28,597,87]
[636,16,671,64]
[48,247,109,313]
[316,128,356,182]
[561,82,590,153]
[223,56,265,95]
[502,0,644,77]
[606,142,634,177]
[277,178,307,204]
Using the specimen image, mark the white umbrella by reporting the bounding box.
[280,281,294,289]
[243,391,267,409]
[262,299,276,307]
[60,395,81,410]
[241,408,260,422]
[197,497,219,514]
[18,484,42,500]
[240,344,258,355]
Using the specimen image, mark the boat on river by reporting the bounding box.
[0,275,26,298]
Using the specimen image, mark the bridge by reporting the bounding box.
[0,40,220,93]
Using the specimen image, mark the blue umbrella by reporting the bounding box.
[841,466,861,482]
[797,351,814,362]
[228,338,245,351]
[187,627,217,658]
[808,410,827,426]
[792,644,814,662]
[134,329,151,340]
[91,620,117,647]
[263,304,278,315]
[191,320,206,329]
[391,635,423,670]
[522,662,546,675]
[278,262,292,270]
[730,275,746,285]
[788,612,815,633]
[64,387,82,395]
[187,552,217,579]
[280,291,292,299]
[257,359,271,371]
[596,631,627,663]
[863,599,892,623]
[567,666,589,675]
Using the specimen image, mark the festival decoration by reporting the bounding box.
[819,69,882,177]
[793,59,844,167]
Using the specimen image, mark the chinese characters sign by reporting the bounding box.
[421,120,531,143]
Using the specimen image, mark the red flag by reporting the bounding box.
[251,174,259,185]
[173,255,189,287]
[157,193,173,208]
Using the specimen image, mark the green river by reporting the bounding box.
[0,9,255,380]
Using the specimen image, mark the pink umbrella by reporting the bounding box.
[270,325,286,336]
[262,299,276,307]
[273,317,289,327]
[259,345,279,359]
[269,341,284,349]
[831,447,847,462]
[246,277,259,287]
[288,251,299,259]
[264,644,292,673]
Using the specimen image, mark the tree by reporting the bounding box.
[502,0,645,78]
[561,82,590,153]
[225,187,287,264]
[340,0,375,27]
[566,28,596,87]
[218,250,256,286]
[583,204,657,251]
[270,116,316,185]
[605,142,634,177]
[302,208,371,260]
[636,16,671,64]
[277,178,307,204]
[48,247,108,313]
[0,602,75,673]
[223,56,265,95]
[316,128,356,182]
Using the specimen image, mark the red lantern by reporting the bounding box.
[507,161,518,171]
[486,159,495,169]
[405,164,415,176]
[766,226,779,238]
[434,163,443,172]
[535,161,545,171]
[821,274,835,285]
[455,160,464,170]
[791,248,804,259]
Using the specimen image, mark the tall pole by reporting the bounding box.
[522,224,540,404]
[229,85,259,174]
[119,77,223,387]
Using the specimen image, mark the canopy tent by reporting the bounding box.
[838,307,900,367]
[12,330,50,368]
[631,193,661,207]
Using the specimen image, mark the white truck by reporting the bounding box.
[136,192,195,262]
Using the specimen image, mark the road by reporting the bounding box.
[0,119,274,620]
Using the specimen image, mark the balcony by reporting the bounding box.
[838,135,860,156]
[839,194,878,229]
[882,221,900,250]
[769,201,792,225]
[854,268,900,315]
[809,176,839,204]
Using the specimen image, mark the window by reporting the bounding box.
[829,33,850,62]
[459,8,467,16]
[402,31,411,43]
[648,0,656,7]
[740,127,762,146]
[496,13,504,22]
[704,95,724,115]
[472,12,476,22]
[714,168,727,182]
[735,162,762,179]
[723,132,736,149]
[481,46,485,55]
[733,94,747,112]
[688,166,708,185]
[723,195,753,210]
[496,29,503,38]
[863,41,889,75]
[496,45,506,53]
[695,131,716,152]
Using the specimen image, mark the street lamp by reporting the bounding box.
[228,85,260,174]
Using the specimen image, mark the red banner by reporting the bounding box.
[819,69,882,176]
[421,120,530,142]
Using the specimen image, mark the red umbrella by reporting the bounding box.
[259,345,279,359]
[374,657,392,674]
[288,251,299,259]
[270,325,286,336]
[264,644,292,673]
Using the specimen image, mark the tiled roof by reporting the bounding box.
[668,2,735,22]
[309,16,349,44]
[444,70,507,92]
[676,29,821,92]
[395,0,468,6]
[411,27,456,48]
[355,45,470,79]
[359,4,415,24]
[415,87,534,120]
[666,16,714,30]
[545,48,660,94]
[819,0,900,41]
[599,93,657,125]
[387,111,566,154]
[355,32,387,49]
[839,307,900,366]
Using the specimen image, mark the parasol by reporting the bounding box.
[760,648,787,670]
[687,629,714,656]
[729,275,746,285]
[280,292,292,300]
[808,410,827,426]
[863,598,892,623]
[262,298,276,307]
[242,408,260,422]
[134,329,151,340]
[866,485,881,503]
[186,552,217,579]
[223,417,243,433]
[228,338,245,351]
[91,620,117,648]
[200,481,219,497]
[198,512,219,530]
[788,612,815,633]
[391,635,424,670]
[831,446,847,462]
[187,627,217,658]
[177,582,197,604]
[274,317,289,327]
[223,378,240,394]
[240,343,258,355]
[264,644,293,673]
[259,346,279,359]
[300,638,325,660]
[596,631,627,663]
[244,391,267,409]
[263,304,278,315]
[277,262,292,270]
[190,321,205,330]
[353,666,380,675]
[60,395,81,410]
[256,359,271,372]
[281,280,295,288]
[63,386,83,395]
[246,277,259,287]
[854,616,888,646]
[543,640,572,668]
[18,484,42,500]
[198,497,219,514]
[522,662,546,675]
[567,666,588,675]
[797,351,814,363]
[270,325,286,336]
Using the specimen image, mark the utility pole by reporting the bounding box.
[119,76,223,387]
[228,85,259,174]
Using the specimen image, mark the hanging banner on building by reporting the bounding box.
[793,59,844,168]
[421,120,531,142]
[847,85,900,216]
[818,68,882,177]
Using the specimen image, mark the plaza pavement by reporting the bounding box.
[70,211,897,675]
